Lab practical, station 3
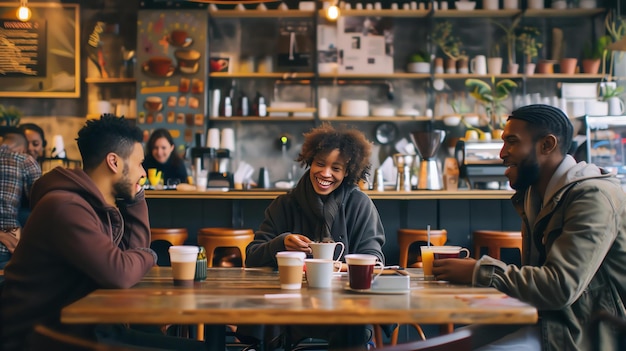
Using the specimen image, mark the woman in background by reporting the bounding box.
[19,123,47,164]
[143,128,188,184]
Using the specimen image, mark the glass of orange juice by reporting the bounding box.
[420,246,435,280]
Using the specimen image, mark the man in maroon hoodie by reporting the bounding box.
[0,115,206,350]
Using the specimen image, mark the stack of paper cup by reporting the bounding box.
[220,128,235,152]
[207,128,220,149]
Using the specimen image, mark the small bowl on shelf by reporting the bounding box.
[455,1,476,10]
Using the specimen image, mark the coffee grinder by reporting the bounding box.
[208,148,233,188]
[410,125,446,190]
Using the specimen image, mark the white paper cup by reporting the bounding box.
[276,251,306,289]
[169,246,199,286]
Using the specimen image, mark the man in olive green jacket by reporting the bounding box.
[433,104,626,351]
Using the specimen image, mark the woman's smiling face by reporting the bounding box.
[309,148,347,196]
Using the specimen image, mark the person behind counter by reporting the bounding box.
[143,128,188,185]
[0,115,207,351]
[19,123,47,165]
[432,104,626,351]
[245,123,385,349]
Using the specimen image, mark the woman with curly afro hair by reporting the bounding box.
[243,123,385,349]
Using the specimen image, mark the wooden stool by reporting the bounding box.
[473,230,522,260]
[398,228,448,268]
[150,228,188,246]
[197,228,254,268]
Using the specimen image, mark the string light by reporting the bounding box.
[16,0,31,22]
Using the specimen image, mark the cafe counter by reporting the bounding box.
[145,189,521,265]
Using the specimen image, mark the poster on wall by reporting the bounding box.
[0,3,79,97]
[136,9,208,159]
[337,16,393,74]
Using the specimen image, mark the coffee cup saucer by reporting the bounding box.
[168,36,193,48]
[142,62,175,78]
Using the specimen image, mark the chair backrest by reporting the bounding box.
[27,324,149,351]
[377,329,471,351]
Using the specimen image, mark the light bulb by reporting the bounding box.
[326,5,339,21]
[16,5,31,21]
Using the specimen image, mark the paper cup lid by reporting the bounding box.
[168,245,199,254]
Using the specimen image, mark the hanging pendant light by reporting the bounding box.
[187,0,280,4]
[16,0,31,22]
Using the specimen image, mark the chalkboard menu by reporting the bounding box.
[0,3,79,97]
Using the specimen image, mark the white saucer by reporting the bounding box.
[344,286,410,295]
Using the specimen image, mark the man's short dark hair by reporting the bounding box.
[77,115,143,171]
[508,104,574,155]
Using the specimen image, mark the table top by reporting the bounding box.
[61,267,537,326]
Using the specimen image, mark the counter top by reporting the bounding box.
[145,189,515,200]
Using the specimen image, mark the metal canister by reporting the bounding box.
[194,246,207,282]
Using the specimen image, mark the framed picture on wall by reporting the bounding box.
[0,2,79,98]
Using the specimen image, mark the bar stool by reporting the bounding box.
[197,228,254,268]
[398,228,447,268]
[150,228,188,246]
[473,230,522,260]
[150,228,189,267]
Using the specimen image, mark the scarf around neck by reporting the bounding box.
[293,169,346,242]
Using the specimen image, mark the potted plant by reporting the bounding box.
[605,12,626,78]
[582,35,612,74]
[492,17,521,73]
[0,105,22,127]
[465,76,518,133]
[407,51,431,73]
[516,26,542,75]
[432,21,466,73]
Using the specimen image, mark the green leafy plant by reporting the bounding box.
[409,51,430,63]
[432,21,466,61]
[601,85,624,101]
[0,105,22,127]
[584,35,612,60]
[465,77,518,130]
[492,17,521,65]
[605,12,626,79]
[517,26,542,64]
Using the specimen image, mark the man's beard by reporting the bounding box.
[113,165,134,202]
[510,148,540,191]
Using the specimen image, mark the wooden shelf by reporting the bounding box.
[209,116,315,121]
[434,73,524,79]
[328,9,430,18]
[433,9,522,18]
[319,73,431,79]
[527,73,606,80]
[524,8,606,18]
[209,9,315,18]
[209,72,315,79]
[321,116,429,122]
[85,78,136,84]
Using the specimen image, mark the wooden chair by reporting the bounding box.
[398,229,447,268]
[26,324,153,351]
[197,228,254,268]
[374,328,472,351]
[473,230,522,261]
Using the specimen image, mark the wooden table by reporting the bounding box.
[61,267,537,349]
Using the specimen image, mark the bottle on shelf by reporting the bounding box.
[237,92,250,117]
[253,92,267,117]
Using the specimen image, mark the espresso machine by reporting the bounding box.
[410,129,446,190]
[191,146,215,181]
[455,139,507,189]
[208,148,233,188]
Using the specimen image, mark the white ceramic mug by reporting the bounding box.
[305,259,341,288]
[470,55,487,75]
[528,0,544,9]
[608,97,625,116]
[483,0,498,9]
[310,241,345,261]
[503,0,519,9]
